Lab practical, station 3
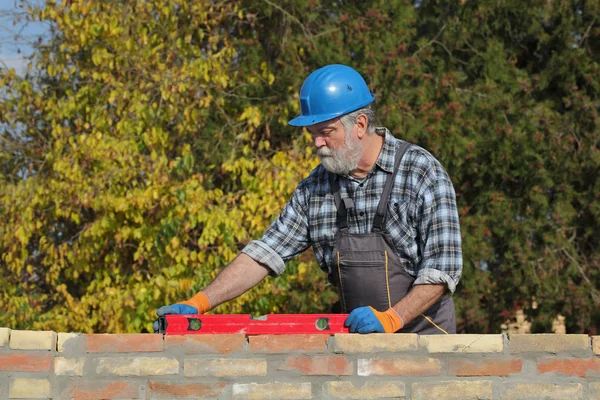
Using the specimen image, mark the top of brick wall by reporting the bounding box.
[2,327,600,400]
[0,328,598,356]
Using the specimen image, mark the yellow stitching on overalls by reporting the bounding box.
[420,313,449,335]
[337,252,347,312]
[384,251,391,309]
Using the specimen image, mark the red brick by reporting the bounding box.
[86,334,162,353]
[165,334,245,354]
[67,381,141,400]
[249,334,328,353]
[278,356,353,375]
[0,353,51,372]
[358,358,441,376]
[450,359,522,376]
[537,358,600,377]
[147,381,227,399]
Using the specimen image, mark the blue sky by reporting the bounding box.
[0,0,48,74]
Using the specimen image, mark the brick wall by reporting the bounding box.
[1,327,600,399]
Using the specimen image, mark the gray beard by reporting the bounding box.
[317,134,363,175]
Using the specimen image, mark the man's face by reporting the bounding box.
[308,118,363,175]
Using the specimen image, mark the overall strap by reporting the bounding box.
[372,141,411,232]
[330,174,354,231]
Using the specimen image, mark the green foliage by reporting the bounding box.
[1,0,598,333]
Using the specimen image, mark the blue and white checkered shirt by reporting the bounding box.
[241,128,462,292]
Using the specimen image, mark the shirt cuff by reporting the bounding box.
[413,268,459,294]
[241,240,286,277]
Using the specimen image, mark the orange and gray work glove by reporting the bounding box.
[152,292,211,333]
[344,306,404,333]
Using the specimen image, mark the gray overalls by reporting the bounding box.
[329,142,456,334]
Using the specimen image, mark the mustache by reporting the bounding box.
[317,147,333,157]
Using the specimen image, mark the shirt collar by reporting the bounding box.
[374,127,396,174]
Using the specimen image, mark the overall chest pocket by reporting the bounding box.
[338,251,387,267]
[383,200,416,256]
[335,248,392,313]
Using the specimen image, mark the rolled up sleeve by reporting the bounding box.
[241,182,311,276]
[414,174,462,293]
[241,240,286,276]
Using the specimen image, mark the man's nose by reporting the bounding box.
[314,136,327,148]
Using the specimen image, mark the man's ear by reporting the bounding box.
[355,114,368,139]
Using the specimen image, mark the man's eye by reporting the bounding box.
[309,130,332,138]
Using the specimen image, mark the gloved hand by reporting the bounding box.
[345,306,404,333]
[153,292,211,333]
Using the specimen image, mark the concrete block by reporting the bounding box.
[421,334,503,353]
[9,378,51,399]
[184,358,266,377]
[592,336,600,355]
[57,332,81,353]
[324,381,406,399]
[9,330,56,351]
[412,380,493,400]
[54,357,85,376]
[97,357,179,376]
[232,382,311,399]
[589,382,600,400]
[332,333,417,353]
[501,382,582,399]
[509,334,589,354]
[0,328,10,347]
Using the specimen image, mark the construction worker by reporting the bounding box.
[154,64,462,334]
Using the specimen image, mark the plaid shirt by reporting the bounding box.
[241,128,462,292]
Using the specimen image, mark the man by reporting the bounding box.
[154,64,462,334]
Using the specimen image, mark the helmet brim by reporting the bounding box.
[288,96,375,127]
[288,113,342,127]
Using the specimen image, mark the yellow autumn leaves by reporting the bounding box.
[0,0,335,333]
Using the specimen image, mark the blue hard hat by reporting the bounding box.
[288,64,375,127]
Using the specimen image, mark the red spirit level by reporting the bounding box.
[158,314,350,335]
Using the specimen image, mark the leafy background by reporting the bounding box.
[1,0,598,334]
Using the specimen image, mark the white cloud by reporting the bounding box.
[0,55,30,75]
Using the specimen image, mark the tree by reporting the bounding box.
[1,0,598,333]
